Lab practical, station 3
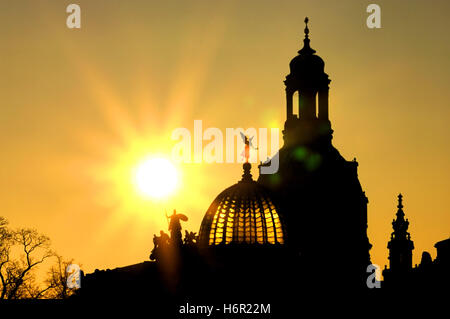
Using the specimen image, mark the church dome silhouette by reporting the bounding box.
[289,17,326,79]
[198,162,285,246]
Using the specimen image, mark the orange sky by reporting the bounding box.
[1,0,449,275]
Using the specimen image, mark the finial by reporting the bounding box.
[398,193,403,209]
[304,17,310,38]
[298,17,315,55]
[241,162,253,182]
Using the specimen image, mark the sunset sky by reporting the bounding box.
[1,0,449,275]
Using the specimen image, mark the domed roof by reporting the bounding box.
[198,163,285,247]
[288,17,326,79]
[289,53,325,76]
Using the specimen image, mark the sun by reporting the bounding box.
[133,157,179,199]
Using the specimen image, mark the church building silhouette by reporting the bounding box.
[79,18,450,308]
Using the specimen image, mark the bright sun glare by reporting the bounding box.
[134,157,179,199]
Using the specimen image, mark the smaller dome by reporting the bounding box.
[198,163,285,247]
[289,53,325,76]
[288,17,326,79]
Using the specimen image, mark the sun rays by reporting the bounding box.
[56,5,235,256]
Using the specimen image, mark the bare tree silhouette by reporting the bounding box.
[44,255,79,299]
[0,222,54,299]
[0,217,79,299]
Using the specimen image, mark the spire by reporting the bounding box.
[386,193,414,271]
[391,193,410,240]
[396,193,405,219]
[298,17,316,55]
[304,17,310,38]
[397,193,403,209]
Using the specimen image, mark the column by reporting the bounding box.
[286,88,293,119]
[318,87,329,120]
[299,89,316,119]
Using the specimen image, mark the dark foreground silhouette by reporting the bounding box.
[5,18,448,317]
[78,19,449,316]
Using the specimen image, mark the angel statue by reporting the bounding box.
[240,132,258,163]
